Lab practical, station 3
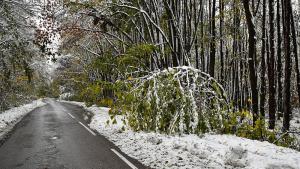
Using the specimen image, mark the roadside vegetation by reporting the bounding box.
[1,0,300,151]
[51,0,300,150]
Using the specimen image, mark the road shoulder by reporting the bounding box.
[0,99,47,146]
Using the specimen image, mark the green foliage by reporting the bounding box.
[110,67,230,134]
[63,43,157,107]
[117,43,157,73]
[36,85,49,98]
[224,110,297,149]
[49,81,61,98]
[79,84,102,107]
[0,0,45,110]
[275,135,297,149]
[0,74,45,111]
[36,82,60,99]
[58,0,300,152]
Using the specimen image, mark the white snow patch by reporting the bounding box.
[291,108,300,132]
[63,101,300,169]
[0,99,47,137]
[59,92,73,100]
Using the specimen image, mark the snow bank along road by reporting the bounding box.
[72,102,300,169]
[0,99,147,169]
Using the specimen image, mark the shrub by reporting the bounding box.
[79,84,102,107]
[224,110,298,149]
[111,66,230,134]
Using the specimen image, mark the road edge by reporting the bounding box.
[0,100,48,147]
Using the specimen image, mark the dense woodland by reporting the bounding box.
[1,0,300,149]
[0,0,42,110]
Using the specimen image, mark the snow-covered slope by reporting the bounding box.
[0,99,47,140]
[64,101,300,169]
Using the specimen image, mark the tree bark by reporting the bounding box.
[268,0,276,129]
[242,0,259,123]
[290,9,300,106]
[277,0,283,117]
[282,0,292,131]
[220,0,224,82]
[209,0,216,77]
[260,0,266,118]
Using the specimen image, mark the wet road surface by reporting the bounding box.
[0,99,147,169]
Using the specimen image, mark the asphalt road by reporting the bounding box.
[0,99,147,169]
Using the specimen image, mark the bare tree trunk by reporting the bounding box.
[200,5,205,72]
[220,0,224,82]
[290,9,300,106]
[282,0,292,132]
[268,0,276,129]
[242,0,259,123]
[209,0,216,77]
[277,0,283,118]
[260,0,267,117]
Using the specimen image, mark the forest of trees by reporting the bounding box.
[1,0,300,149]
[0,0,62,111]
[0,0,42,110]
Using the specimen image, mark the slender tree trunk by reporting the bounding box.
[260,0,266,117]
[268,0,276,129]
[242,0,259,123]
[277,0,283,117]
[194,0,201,69]
[290,9,300,105]
[220,0,224,82]
[282,0,292,131]
[209,0,216,77]
[200,5,205,72]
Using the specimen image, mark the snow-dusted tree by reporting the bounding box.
[0,0,48,110]
[57,0,300,140]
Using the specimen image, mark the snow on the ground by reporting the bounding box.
[291,108,300,131]
[290,108,300,148]
[274,108,300,148]
[59,92,73,100]
[0,99,47,136]
[64,101,300,169]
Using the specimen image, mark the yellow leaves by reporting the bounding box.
[127,76,134,81]
[15,75,29,82]
[99,98,114,107]
[240,110,252,119]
